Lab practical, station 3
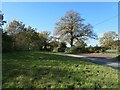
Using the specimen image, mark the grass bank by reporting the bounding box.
[2,51,119,89]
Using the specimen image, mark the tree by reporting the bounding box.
[6,20,25,50]
[6,20,40,51]
[14,26,39,51]
[38,31,51,51]
[99,31,118,49]
[112,40,120,51]
[7,20,25,35]
[3,19,54,52]
[55,10,97,47]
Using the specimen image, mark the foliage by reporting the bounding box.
[3,20,54,52]
[14,26,39,51]
[86,45,106,53]
[65,40,88,54]
[58,42,67,52]
[99,31,118,49]
[105,49,118,54]
[5,20,40,51]
[2,31,13,52]
[111,40,120,51]
[6,20,25,51]
[49,40,60,52]
[2,11,98,53]
[75,40,87,48]
[65,46,77,54]
[2,51,119,88]
[55,10,97,47]
[65,45,106,54]
[65,46,86,54]
[38,31,51,51]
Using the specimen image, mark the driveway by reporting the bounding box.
[65,54,120,71]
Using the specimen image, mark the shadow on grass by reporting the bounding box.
[2,51,91,65]
[2,63,88,88]
[2,51,119,88]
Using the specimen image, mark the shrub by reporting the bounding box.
[86,46,94,53]
[105,49,118,53]
[65,46,86,54]
[99,49,105,53]
[65,46,78,54]
[58,42,67,52]
[86,45,106,53]
[52,47,59,53]
[65,45,107,54]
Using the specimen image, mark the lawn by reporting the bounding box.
[2,51,119,89]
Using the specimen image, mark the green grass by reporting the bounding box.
[2,51,119,89]
[105,49,119,54]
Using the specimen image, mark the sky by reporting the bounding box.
[1,2,118,46]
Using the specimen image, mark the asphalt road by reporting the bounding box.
[65,54,120,71]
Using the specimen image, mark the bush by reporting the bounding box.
[65,46,77,54]
[58,47,65,52]
[52,47,59,53]
[58,42,67,52]
[65,46,87,54]
[99,49,105,53]
[105,49,118,53]
[2,32,13,52]
[65,45,107,54]
[86,45,106,53]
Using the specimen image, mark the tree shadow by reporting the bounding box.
[2,51,119,88]
[2,63,87,88]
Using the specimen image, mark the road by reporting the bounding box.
[65,54,120,71]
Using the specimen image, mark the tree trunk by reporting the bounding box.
[70,31,74,47]
[44,40,47,50]
[70,38,73,47]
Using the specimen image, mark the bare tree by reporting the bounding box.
[55,10,97,47]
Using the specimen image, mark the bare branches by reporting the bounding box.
[55,10,97,47]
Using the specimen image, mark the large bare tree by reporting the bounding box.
[55,10,97,47]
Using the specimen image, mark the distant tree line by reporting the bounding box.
[1,10,119,53]
[1,11,96,53]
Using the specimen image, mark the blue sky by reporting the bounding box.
[2,2,118,46]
